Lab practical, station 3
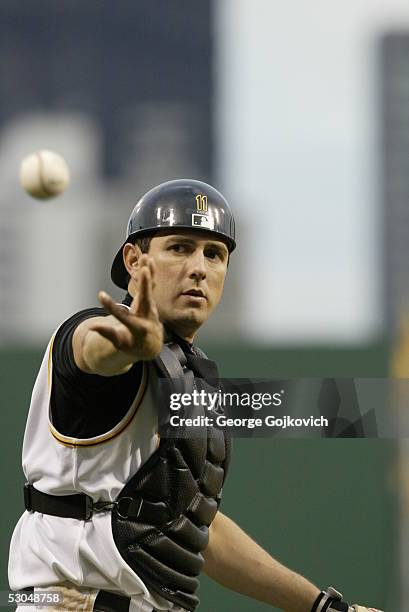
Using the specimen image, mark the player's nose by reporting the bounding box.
[188,249,207,281]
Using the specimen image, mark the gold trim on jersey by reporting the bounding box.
[47,335,55,391]
[48,364,149,447]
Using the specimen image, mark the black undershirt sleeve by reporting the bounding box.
[50,307,143,438]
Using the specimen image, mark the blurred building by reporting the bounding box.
[0,1,217,344]
[1,1,409,348]
[381,33,409,331]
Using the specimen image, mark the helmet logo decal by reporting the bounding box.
[195,194,208,212]
[191,213,214,230]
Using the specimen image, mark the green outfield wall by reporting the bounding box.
[0,342,397,611]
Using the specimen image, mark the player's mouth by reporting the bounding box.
[180,289,207,302]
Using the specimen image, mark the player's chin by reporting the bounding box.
[174,306,210,327]
[184,307,209,324]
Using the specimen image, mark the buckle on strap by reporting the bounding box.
[92,497,144,519]
[115,497,143,520]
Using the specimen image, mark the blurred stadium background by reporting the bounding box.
[1,1,408,609]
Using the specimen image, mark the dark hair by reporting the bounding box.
[134,236,152,254]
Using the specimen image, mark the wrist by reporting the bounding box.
[311,587,351,612]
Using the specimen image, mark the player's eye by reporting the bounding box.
[169,243,187,253]
[205,247,222,261]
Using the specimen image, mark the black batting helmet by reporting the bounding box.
[111,179,236,289]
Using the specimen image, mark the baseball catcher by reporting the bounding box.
[8,180,382,612]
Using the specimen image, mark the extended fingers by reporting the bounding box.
[98,291,132,324]
[129,256,158,319]
[90,315,162,357]
[147,256,156,289]
[137,266,155,318]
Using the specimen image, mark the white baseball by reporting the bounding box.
[19,149,70,199]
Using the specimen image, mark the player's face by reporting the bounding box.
[147,230,229,340]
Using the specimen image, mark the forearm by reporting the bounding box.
[203,512,319,612]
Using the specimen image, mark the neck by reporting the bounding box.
[164,322,196,344]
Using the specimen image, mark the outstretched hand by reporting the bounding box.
[90,255,163,361]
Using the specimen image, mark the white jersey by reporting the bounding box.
[8,330,181,612]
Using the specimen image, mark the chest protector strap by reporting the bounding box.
[111,341,231,612]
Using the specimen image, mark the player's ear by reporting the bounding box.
[123,242,142,280]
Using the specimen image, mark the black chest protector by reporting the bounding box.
[111,341,231,612]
